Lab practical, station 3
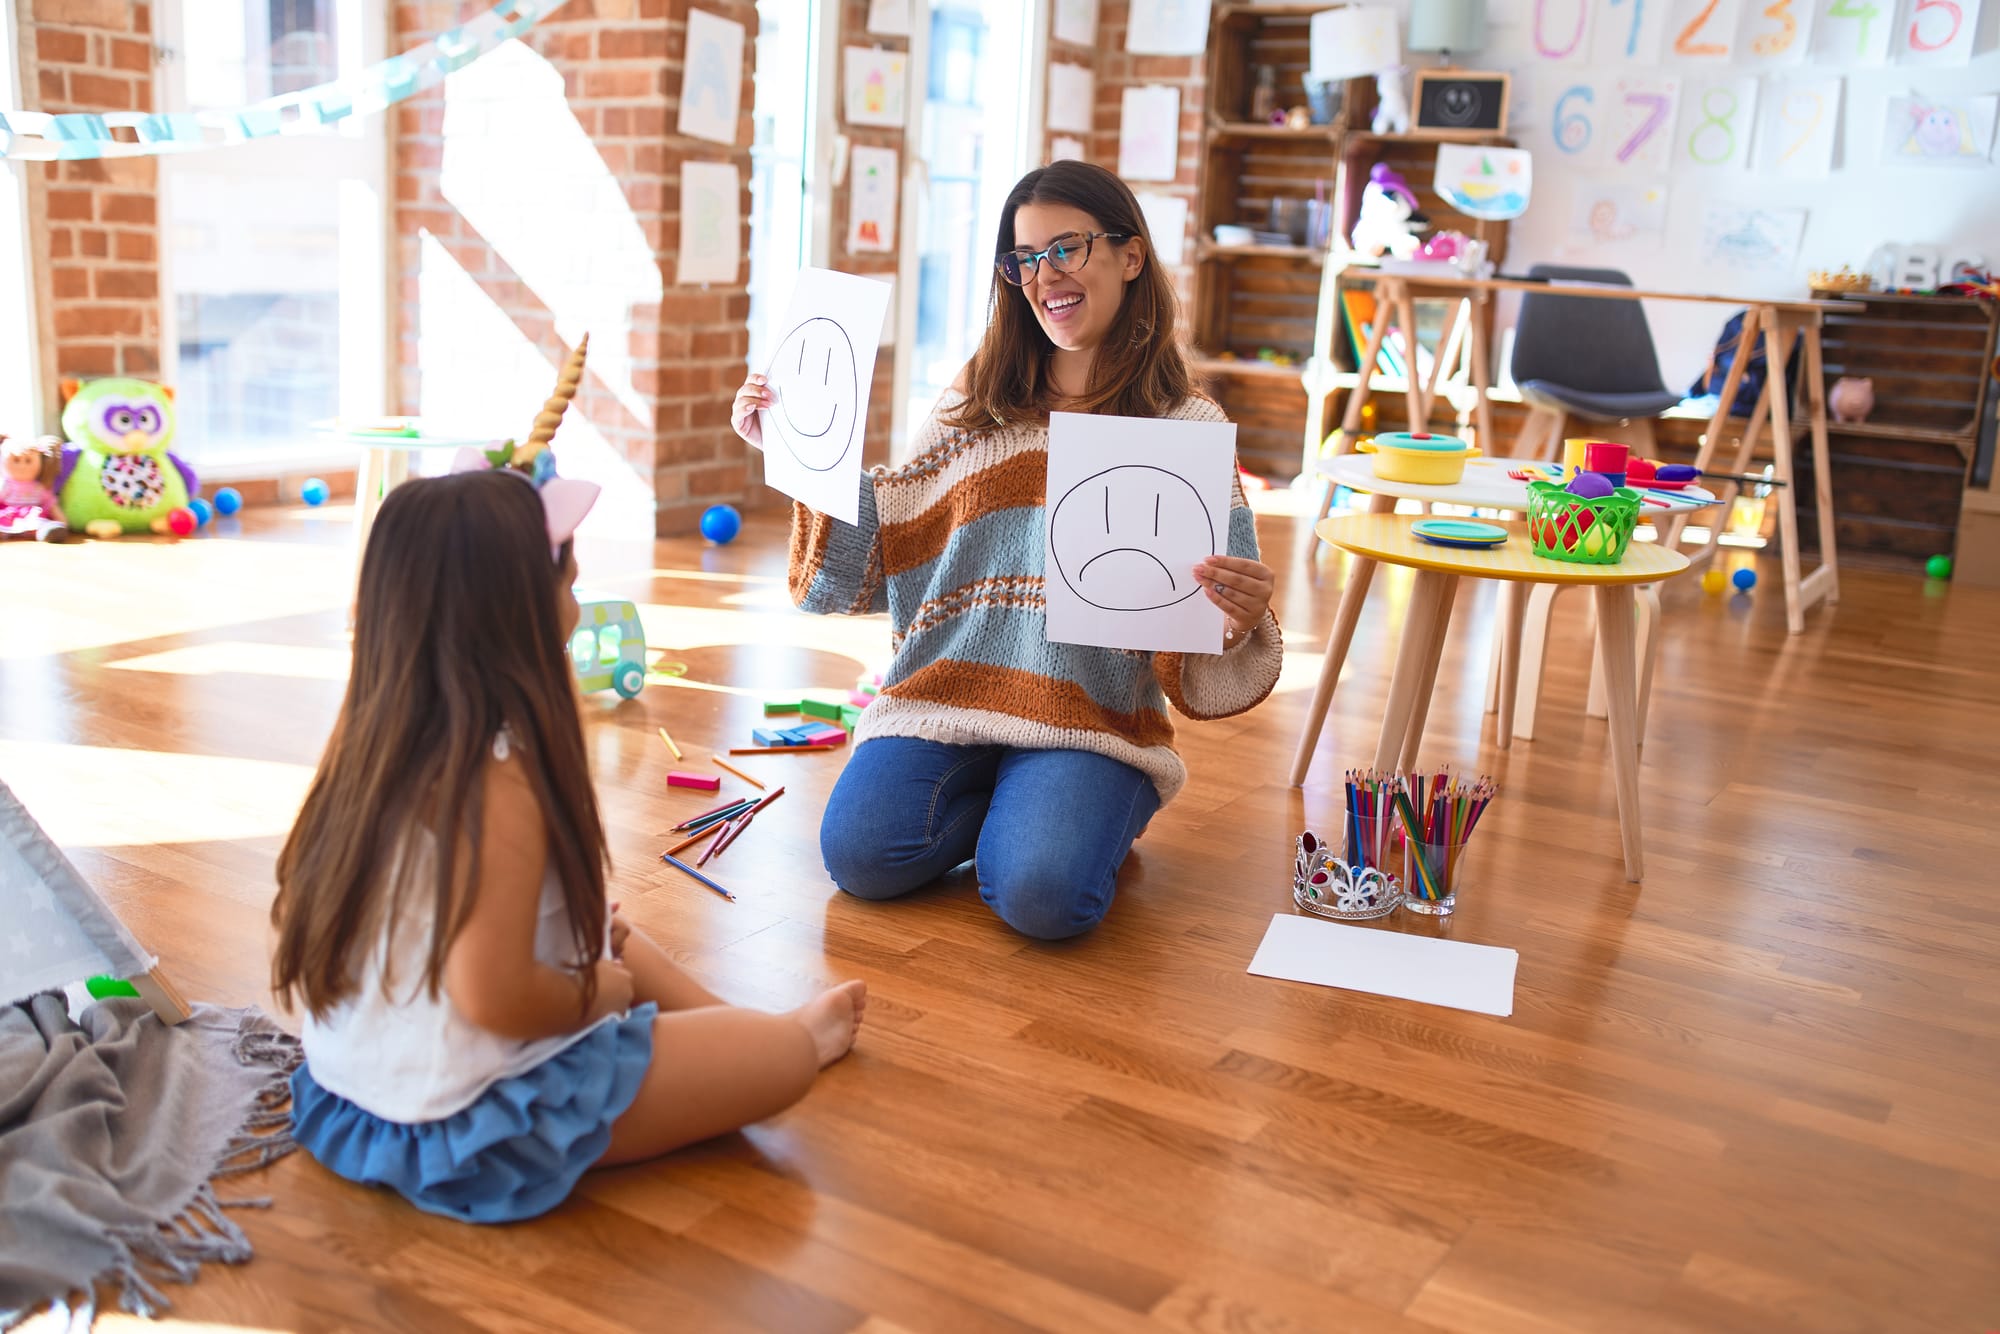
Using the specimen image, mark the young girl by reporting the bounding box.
[731,160,1283,940]
[271,463,865,1224]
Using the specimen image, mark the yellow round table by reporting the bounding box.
[1299,513,1690,883]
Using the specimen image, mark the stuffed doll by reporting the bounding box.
[1351,164,1426,260]
[55,378,198,538]
[1,434,70,542]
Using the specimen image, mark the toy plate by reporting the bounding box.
[1412,519,1508,548]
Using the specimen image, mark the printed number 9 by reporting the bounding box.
[1554,85,1595,153]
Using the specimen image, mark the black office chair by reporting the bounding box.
[1510,264,1684,458]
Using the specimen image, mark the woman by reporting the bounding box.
[731,160,1281,939]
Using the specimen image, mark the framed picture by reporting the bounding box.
[1410,71,1510,138]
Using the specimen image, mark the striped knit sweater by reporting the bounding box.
[787,392,1283,803]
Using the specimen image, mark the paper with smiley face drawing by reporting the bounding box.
[757,267,892,524]
[1044,411,1236,654]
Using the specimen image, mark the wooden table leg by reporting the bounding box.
[1664,305,1761,552]
[1511,582,1564,743]
[1374,570,1453,772]
[1391,279,1426,431]
[1340,284,1394,437]
[1758,311,1806,635]
[1468,290,1495,454]
[1496,579,1525,750]
[1799,321,1840,611]
[1593,583,1645,883]
[1635,583,1661,746]
[1683,390,1770,576]
[1420,299,1463,426]
[1292,494,1396,784]
[354,445,388,558]
[1399,574,1459,770]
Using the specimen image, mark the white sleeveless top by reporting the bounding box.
[300,734,611,1123]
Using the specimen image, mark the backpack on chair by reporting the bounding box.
[1690,309,1801,418]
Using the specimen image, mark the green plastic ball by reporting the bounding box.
[1926,554,1953,580]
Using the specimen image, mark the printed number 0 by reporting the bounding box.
[1688,86,1737,164]
[1751,0,1797,53]
[1554,85,1595,152]
[1674,0,1729,55]
[1908,0,1962,50]
[1534,0,1589,57]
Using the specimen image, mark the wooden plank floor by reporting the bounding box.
[6,501,1997,1333]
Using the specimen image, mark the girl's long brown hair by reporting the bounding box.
[272,469,606,1017]
[947,160,1193,431]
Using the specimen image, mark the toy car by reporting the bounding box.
[569,595,647,699]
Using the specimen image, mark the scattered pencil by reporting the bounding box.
[696,811,747,866]
[664,822,727,858]
[660,852,736,902]
[710,756,767,790]
[656,726,683,760]
[672,798,756,834]
[728,744,840,755]
[674,796,752,830]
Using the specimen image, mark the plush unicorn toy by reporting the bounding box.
[1351,164,1425,260]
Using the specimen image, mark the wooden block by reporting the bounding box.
[800,698,844,721]
[667,771,721,791]
[762,700,799,714]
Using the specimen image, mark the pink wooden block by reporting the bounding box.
[668,771,722,791]
[848,691,875,707]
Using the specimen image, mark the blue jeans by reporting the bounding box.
[820,738,1161,940]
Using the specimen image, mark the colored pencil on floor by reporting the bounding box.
[710,756,766,789]
[663,821,727,858]
[656,726,683,760]
[672,797,756,832]
[660,852,736,902]
[707,786,785,860]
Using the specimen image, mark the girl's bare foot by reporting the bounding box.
[793,980,867,1068]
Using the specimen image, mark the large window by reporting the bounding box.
[748,0,822,371]
[157,0,386,470]
[1,7,38,432]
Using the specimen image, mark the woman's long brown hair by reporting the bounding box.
[272,469,605,1017]
[946,160,1193,430]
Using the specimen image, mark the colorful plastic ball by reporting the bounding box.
[212,486,243,516]
[301,478,330,506]
[699,503,742,545]
[165,506,197,537]
[187,496,214,527]
[1731,567,1757,592]
[1926,554,1953,580]
[1701,569,1727,595]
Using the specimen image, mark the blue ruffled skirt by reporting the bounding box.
[290,1003,656,1223]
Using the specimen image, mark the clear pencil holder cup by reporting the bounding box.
[1399,835,1470,915]
[1293,806,1403,921]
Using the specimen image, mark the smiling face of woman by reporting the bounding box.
[1010,202,1145,359]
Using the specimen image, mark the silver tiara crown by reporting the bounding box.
[1293,830,1401,921]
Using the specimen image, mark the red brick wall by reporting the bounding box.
[393,0,757,536]
[23,0,162,384]
[834,0,904,465]
[1088,1,1201,310]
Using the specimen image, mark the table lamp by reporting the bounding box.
[1407,0,1486,64]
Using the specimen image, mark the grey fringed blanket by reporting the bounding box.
[0,994,300,1328]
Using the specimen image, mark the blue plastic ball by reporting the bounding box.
[301,478,330,507]
[187,496,214,528]
[212,486,243,516]
[1731,566,1757,591]
[699,503,742,545]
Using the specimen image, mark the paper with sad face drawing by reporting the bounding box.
[1044,411,1236,654]
[757,268,892,524]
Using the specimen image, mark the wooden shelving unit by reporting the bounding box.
[1190,4,1516,479]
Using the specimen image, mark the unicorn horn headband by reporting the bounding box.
[451,334,599,553]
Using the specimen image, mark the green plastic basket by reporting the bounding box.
[1526,481,1640,564]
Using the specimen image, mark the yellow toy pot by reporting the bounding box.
[1357,431,1480,485]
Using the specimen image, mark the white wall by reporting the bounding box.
[1467,1,2000,388]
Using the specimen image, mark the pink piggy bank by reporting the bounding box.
[1830,376,1874,424]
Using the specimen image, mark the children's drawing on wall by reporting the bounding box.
[1434,144,1533,220]
[1125,0,1212,55]
[1569,182,1668,248]
[1699,202,1807,273]
[1042,412,1234,654]
[1135,193,1189,266]
[847,145,899,253]
[677,10,744,145]
[1047,63,1095,135]
[1881,93,1997,166]
[757,269,892,524]
[1050,135,1086,162]
[1053,0,1099,46]
[866,0,912,37]
[1753,77,1841,178]
[1895,0,1980,65]
[675,161,741,285]
[1118,85,1181,182]
[843,47,908,129]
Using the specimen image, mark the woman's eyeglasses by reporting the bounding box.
[995,230,1132,286]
